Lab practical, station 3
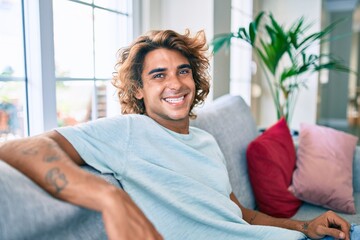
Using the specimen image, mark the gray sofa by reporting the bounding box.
[0,94,359,239]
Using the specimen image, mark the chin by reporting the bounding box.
[169,115,188,121]
[167,112,189,121]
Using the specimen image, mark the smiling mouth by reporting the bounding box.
[163,95,185,104]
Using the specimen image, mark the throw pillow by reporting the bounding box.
[246,117,302,218]
[289,123,358,214]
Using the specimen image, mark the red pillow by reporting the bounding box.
[246,117,302,218]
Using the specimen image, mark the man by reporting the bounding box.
[0,29,352,240]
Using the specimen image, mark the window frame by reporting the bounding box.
[21,0,140,136]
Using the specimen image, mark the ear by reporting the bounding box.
[135,88,144,100]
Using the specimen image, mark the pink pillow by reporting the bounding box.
[247,118,302,218]
[289,123,358,214]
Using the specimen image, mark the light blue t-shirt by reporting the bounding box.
[57,114,305,240]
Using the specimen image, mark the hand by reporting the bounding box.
[301,210,351,240]
[102,188,163,240]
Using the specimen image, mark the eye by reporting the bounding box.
[153,73,165,79]
[179,68,191,75]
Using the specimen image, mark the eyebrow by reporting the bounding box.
[148,67,167,75]
[147,64,191,75]
[178,64,191,70]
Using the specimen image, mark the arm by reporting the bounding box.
[230,193,350,240]
[0,130,162,240]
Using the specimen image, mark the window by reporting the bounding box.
[0,0,27,141]
[53,0,133,126]
[0,0,136,140]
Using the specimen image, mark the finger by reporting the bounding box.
[328,213,351,240]
[334,222,351,240]
[316,225,346,239]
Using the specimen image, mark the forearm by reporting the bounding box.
[0,134,162,240]
[0,135,118,213]
[231,193,349,239]
[230,193,306,234]
[242,208,307,234]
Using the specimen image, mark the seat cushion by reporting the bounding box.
[0,160,121,240]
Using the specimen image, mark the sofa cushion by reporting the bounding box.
[0,160,121,240]
[246,118,302,218]
[289,123,358,214]
[191,94,258,209]
[292,192,360,224]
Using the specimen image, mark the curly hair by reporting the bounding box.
[112,29,211,119]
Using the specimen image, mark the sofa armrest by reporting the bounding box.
[0,160,122,240]
[353,146,360,193]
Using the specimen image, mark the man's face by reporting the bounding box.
[136,48,195,133]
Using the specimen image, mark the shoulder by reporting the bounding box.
[75,114,148,128]
[55,115,146,152]
[56,114,145,137]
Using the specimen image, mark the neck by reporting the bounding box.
[150,117,190,134]
[165,121,190,134]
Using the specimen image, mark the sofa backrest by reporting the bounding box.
[191,94,259,209]
[353,147,360,193]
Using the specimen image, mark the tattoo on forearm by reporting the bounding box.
[44,142,61,162]
[47,142,57,149]
[21,148,38,155]
[44,155,60,162]
[45,168,68,194]
[249,211,258,224]
[302,222,309,232]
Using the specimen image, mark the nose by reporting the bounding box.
[166,74,182,90]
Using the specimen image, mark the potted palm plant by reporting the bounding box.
[212,11,351,125]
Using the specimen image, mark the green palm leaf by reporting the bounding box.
[211,33,233,53]
[210,11,355,124]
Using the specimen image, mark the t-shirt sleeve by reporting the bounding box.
[55,116,130,178]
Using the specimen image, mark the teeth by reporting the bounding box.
[164,96,184,103]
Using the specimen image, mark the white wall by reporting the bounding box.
[140,0,323,130]
[256,0,322,130]
[141,0,213,37]
[140,0,221,101]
